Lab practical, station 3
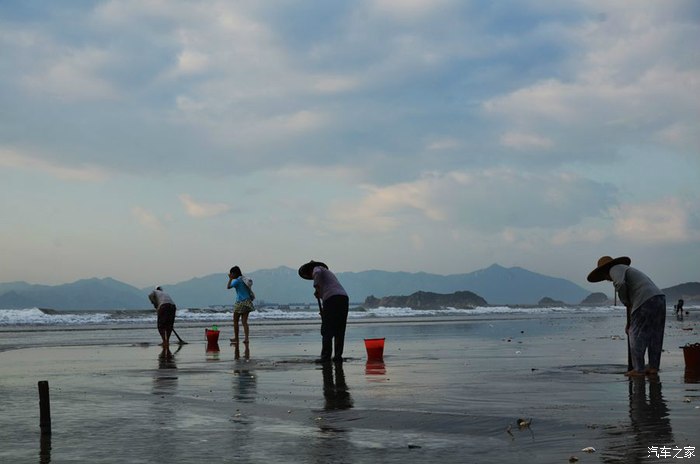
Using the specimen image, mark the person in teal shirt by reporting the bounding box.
[227,266,255,344]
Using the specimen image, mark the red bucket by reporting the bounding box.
[682,343,700,372]
[205,329,220,344]
[364,338,385,361]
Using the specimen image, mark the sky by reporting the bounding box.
[1,1,698,291]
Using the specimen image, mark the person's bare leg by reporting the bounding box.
[231,312,240,343]
[165,327,173,347]
[242,313,250,343]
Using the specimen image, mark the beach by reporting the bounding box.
[1,311,698,463]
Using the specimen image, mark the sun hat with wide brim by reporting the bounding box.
[587,256,631,282]
[298,260,328,280]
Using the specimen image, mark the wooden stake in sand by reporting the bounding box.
[38,380,51,435]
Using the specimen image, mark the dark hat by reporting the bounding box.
[587,255,631,282]
[298,260,328,280]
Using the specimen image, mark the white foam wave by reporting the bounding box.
[0,303,670,326]
[355,305,620,318]
[0,308,110,325]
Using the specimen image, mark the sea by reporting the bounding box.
[0,303,630,327]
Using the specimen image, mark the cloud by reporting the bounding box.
[329,168,616,234]
[500,131,554,150]
[613,197,700,244]
[131,206,163,231]
[367,0,456,21]
[425,137,461,151]
[482,4,700,156]
[0,147,108,181]
[179,194,231,218]
[22,46,119,101]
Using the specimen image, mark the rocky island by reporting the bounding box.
[363,290,488,310]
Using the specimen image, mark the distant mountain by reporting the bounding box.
[663,282,700,303]
[0,290,41,309]
[2,265,696,310]
[164,264,591,306]
[0,278,144,310]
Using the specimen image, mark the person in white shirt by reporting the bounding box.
[148,286,177,352]
[588,256,666,376]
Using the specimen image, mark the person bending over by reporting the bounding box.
[148,286,177,353]
[588,256,666,376]
[299,260,349,363]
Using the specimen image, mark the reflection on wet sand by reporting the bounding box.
[322,362,353,411]
[602,377,674,463]
[205,340,220,361]
[39,432,51,463]
[154,345,179,398]
[365,359,387,381]
[307,363,355,462]
[234,343,250,361]
[149,349,179,463]
[233,344,256,403]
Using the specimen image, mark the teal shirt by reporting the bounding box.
[228,277,252,302]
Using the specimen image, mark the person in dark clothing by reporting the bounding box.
[299,260,349,363]
[674,299,684,318]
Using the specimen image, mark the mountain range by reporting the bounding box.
[0,264,697,311]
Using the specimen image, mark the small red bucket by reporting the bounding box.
[682,343,700,372]
[205,329,220,344]
[364,338,385,361]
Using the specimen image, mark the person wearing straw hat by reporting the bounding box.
[587,256,666,376]
[299,260,349,363]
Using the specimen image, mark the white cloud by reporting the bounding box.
[500,131,554,150]
[22,47,119,101]
[312,75,360,94]
[483,5,700,154]
[329,168,615,234]
[425,137,461,151]
[0,148,108,181]
[613,197,699,243]
[550,224,608,246]
[367,0,455,21]
[175,48,210,75]
[131,206,163,231]
[179,193,230,218]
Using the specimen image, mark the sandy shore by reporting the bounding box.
[1,312,698,463]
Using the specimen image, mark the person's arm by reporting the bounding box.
[148,292,159,309]
[312,268,323,315]
[609,265,630,308]
[227,273,235,289]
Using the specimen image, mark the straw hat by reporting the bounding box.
[298,260,328,280]
[587,256,631,282]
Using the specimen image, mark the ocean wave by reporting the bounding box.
[0,304,635,326]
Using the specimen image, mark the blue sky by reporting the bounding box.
[1,1,698,290]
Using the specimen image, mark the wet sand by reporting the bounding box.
[1,312,698,463]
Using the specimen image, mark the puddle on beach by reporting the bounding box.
[548,363,630,375]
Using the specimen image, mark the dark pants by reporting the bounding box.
[157,304,176,331]
[320,295,349,362]
[628,295,666,371]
